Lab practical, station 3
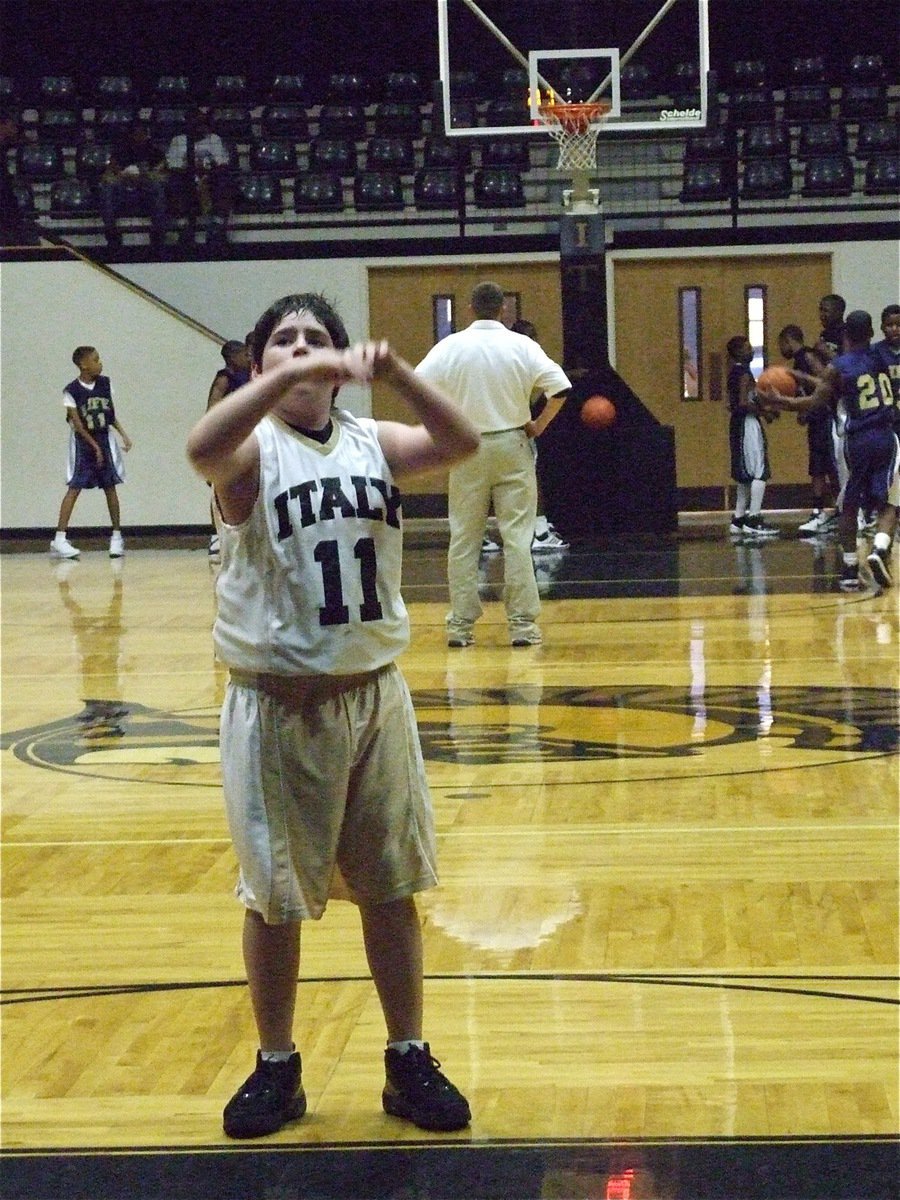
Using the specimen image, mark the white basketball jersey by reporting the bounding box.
[214,410,409,675]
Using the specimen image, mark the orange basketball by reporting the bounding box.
[580,395,617,429]
[757,365,797,397]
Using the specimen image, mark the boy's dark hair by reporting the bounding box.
[881,304,900,323]
[726,335,748,359]
[221,339,246,363]
[779,324,804,343]
[72,345,96,366]
[470,282,505,319]
[844,310,873,342]
[511,318,537,340]
[250,293,349,368]
[821,293,846,314]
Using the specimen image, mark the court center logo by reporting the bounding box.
[2,685,896,788]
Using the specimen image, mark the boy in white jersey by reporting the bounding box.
[187,293,479,1139]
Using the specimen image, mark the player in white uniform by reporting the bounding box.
[187,292,479,1139]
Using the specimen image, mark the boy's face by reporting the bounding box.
[881,313,900,348]
[819,299,841,326]
[257,310,337,413]
[778,335,795,358]
[79,350,102,379]
[736,339,752,364]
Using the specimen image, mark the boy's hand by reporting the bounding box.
[93,444,104,465]
[122,436,133,452]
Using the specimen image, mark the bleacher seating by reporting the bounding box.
[741,158,793,201]
[414,168,462,210]
[293,171,344,212]
[317,104,367,140]
[365,137,415,172]
[260,104,309,140]
[75,142,113,181]
[798,121,848,160]
[802,154,855,198]
[864,154,900,195]
[679,160,731,203]
[249,139,297,175]
[234,174,282,213]
[354,170,405,211]
[50,178,96,217]
[308,137,357,174]
[15,142,63,180]
[473,167,526,207]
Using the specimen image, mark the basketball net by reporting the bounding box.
[538,101,611,172]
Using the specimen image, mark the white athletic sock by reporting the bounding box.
[843,551,859,567]
[387,1039,426,1055]
[260,1047,295,1062]
[873,532,891,552]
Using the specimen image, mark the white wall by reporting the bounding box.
[2,237,897,533]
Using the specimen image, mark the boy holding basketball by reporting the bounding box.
[726,335,779,539]
[186,292,478,1138]
[777,325,837,535]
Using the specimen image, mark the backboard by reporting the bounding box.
[437,0,709,136]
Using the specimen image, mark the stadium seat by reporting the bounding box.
[365,136,415,172]
[679,160,731,202]
[94,107,136,137]
[36,107,81,143]
[293,171,344,213]
[150,105,190,142]
[353,170,405,211]
[15,142,63,180]
[249,139,297,174]
[11,178,35,216]
[741,158,793,200]
[423,136,470,169]
[268,74,307,103]
[839,84,888,122]
[731,60,767,89]
[864,155,900,196]
[620,63,657,100]
[413,168,462,210]
[94,75,135,106]
[76,142,114,180]
[473,166,526,207]
[788,57,826,85]
[49,178,96,217]
[742,122,789,159]
[0,75,16,104]
[802,154,855,198]
[211,75,249,103]
[308,137,357,174]
[483,98,530,128]
[38,75,79,107]
[855,119,900,160]
[152,75,195,104]
[671,61,700,106]
[318,104,367,140]
[783,85,831,123]
[798,120,847,160]
[372,103,422,138]
[233,173,282,213]
[684,127,734,162]
[326,72,369,104]
[448,69,480,99]
[382,71,426,104]
[260,104,310,140]
[210,104,254,141]
[481,138,530,168]
[727,89,775,126]
[845,54,885,85]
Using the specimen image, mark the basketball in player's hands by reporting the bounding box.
[580,395,617,429]
[756,365,797,397]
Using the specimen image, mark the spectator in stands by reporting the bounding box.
[0,107,40,246]
[98,122,169,253]
[165,108,233,251]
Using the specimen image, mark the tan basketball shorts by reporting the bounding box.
[220,662,438,924]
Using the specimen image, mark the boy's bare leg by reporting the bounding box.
[243,909,300,1050]
[360,895,423,1042]
[56,487,80,531]
[103,486,121,528]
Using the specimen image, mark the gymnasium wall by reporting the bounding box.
[1,237,897,534]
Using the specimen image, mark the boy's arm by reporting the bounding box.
[112,420,133,451]
[761,365,838,413]
[206,371,231,410]
[375,347,480,478]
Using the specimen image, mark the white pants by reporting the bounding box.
[447,428,540,634]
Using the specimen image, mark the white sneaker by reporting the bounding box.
[50,535,80,559]
[532,524,569,551]
[209,534,221,557]
[109,531,125,558]
[798,510,828,534]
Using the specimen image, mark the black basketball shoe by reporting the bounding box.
[382,1044,471,1131]
[223,1050,306,1138]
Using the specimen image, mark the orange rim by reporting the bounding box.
[538,101,611,133]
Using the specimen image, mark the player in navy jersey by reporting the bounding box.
[872,304,900,421]
[50,346,133,560]
[777,325,836,534]
[205,339,252,557]
[726,335,778,538]
[762,310,898,589]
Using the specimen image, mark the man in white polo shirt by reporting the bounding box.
[416,281,571,647]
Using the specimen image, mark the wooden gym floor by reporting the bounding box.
[1,522,898,1199]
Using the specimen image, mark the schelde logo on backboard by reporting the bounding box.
[659,107,702,120]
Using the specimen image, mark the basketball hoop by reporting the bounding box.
[538,101,611,172]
